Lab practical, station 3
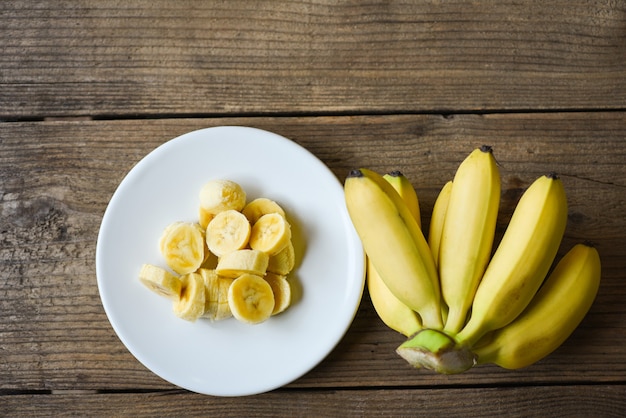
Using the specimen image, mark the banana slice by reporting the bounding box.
[199,179,246,215]
[267,240,296,275]
[264,272,292,315]
[159,221,206,275]
[249,213,292,255]
[242,197,286,224]
[138,263,182,301]
[215,249,269,278]
[228,273,275,324]
[215,276,234,320]
[198,268,220,320]
[198,207,214,230]
[173,272,206,322]
[205,209,251,257]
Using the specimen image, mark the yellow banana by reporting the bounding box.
[428,180,452,269]
[228,273,275,324]
[205,209,251,257]
[367,259,422,336]
[159,221,207,275]
[367,170,422,336]
[249,213,292,256]
[344,168,443,329]
[473,243,601,369]
[198,179,246,216]
[439,146,501,334]
[456,173,568,347]
[242,197,286,224]
[382,171,421,228]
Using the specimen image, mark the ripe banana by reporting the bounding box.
[249,213,292,255]
[264,272,292,315]
[215,249,269,278]
[199,179,247,216]
[242,197,286,224]
[138,263,182,301]
[367,170,422,337]
[456,173,568,347]
[344,168,443,329]
[473,243,601,369]
[267,241,296,275]
[228,273,275,324]
[173,272,206,322]
[428,180,452,269]
[205,209,251,256]
[439,146,501,334]
[159,221,207,275]
[367,258,422,336]
[382,171,421,229]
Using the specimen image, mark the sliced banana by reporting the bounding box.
[173,272,206,322]
[198,207,214,230]
[159,221,206,275]
[242,197,286,224]
[264,272,292,315]
[205,209,251,257]
[199,179,246,215]
[138,263,182,301]
[267,240,296,275]
[215,276,234,320]
[215,249,269,278]
[228,273,275,324]
[198,268,220,320]
[249,213,292,255]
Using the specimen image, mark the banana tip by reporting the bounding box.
[347,169,364,178]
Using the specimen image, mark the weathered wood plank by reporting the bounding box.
[1,1,625,118]
[1,114,625,392]
[2,385,626,417]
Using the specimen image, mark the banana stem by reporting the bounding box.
[396,329,476,374]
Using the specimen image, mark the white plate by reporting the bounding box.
[96,126,365,396]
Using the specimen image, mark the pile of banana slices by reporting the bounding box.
[345,146,601,373]
[139,179,296,325]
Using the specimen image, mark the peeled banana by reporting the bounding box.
[228,273,275,324]
[139,179,298,326]
[159,222,206,275]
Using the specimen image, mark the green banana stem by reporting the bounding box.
[396,329,476,374]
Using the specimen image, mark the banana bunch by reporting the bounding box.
[139,179,297,325]
[345,146,601,373]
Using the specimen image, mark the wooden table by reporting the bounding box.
[2,1,625,416]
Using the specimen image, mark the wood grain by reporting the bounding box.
[2,385,626,417]
[2,0,625,118]
[1,115,624,395]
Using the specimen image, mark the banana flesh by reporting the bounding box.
[344,168,443,329]
[228,273,275,324]
[138,264,182,301]
[249,213,292,256]
[345,147,601,374]
[138,179,298,326]
[439,146,501,334]
[242,197,286,224]
[456,173,568,347]
[159,222,207,275]
[206,209,251,256]
[473,243,601,369]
